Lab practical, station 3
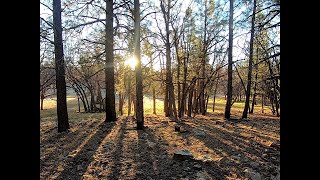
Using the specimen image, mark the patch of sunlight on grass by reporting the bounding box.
[119,96,165,116]
[40,96,104,123]
[40,97,77,110]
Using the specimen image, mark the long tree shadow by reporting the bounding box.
[135,128,158,179]
[135,120,227,179]
[190,115,279,148]
[56,120,117,180]
[40,119,99,149]
[40,120,101,169]
[179,120,280,178]
[107,117,128,179]
[183,120,266,159]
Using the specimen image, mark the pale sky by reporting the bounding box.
[40,0,279,70]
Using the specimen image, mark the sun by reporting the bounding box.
[125,56,137,70]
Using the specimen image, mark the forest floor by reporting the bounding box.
[40,97,280,180]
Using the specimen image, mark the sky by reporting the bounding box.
[40,0,279,70]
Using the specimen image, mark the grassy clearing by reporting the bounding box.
[40,95,276,123]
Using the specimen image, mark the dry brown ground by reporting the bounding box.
[40,111,280,180]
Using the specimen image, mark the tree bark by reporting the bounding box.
[224,0,234,119]
[134,0,144,129]
[161,0,174,118]
[200,0,208,116]
[250,71,258,114]
[53,0,69,132]
[212,73,219,112]
[89,88,96,112]
[119,92,123,116]
[205,93,209,113]
[187,85,194,117]
[242,0,257,119]
[105,0,117,122]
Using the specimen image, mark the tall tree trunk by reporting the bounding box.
[90,88,96,112]
[205,93,209,113]
[134,0,144,129]
[170,83,178,120]
[128,93,132,116]
[153,87,156,114]
[179,54,188,118]
[200,0,208,115]
[187,85,194,117]
[242,0,257,119]
[193,83,198,114]
[224,0,234,119]
[212,74,219,112]
[119,92,123,116]
[53,0,69,132]
[161,0,173,117]
[133,95,137,118]
[83,90,90,112]
[250,72,258,114]
[105,0,117,122]
[164,84,169,115]
[268,57,280,117]
[173,30,181,118]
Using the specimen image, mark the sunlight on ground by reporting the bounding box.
[40,95,277,123]
[40,97,76,109]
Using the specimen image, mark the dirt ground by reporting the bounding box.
[40,111,280,180]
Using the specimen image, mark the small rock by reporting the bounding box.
[136,171,143,175]
[193,129,206,137]
[173,149,194,161]
[77,165,83,171]
[193,164,202,170]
